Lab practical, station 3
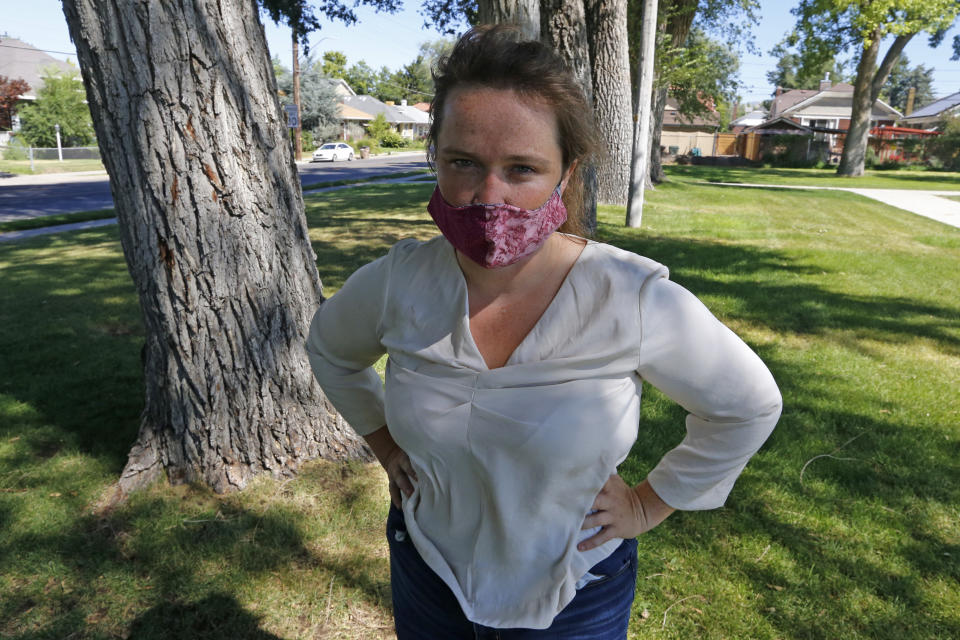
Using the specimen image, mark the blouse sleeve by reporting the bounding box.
[305,252,393,437]
[637,275,782,510]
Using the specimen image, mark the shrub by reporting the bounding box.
[379,130,407,148]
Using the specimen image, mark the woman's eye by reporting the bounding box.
[513,165,536,174]
[452,159,474,169]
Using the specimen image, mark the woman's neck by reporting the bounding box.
[456,234,582,302]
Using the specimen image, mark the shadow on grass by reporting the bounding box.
[599,225,960,355]
[0,479,392,639]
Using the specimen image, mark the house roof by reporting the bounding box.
[663,97,719,128]
[0,37,77,99]
[339,95,430,124]
[731,110,767,127]
[901,91,960,121]
[770,82,900,121]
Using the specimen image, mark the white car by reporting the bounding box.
[312,142,355,162]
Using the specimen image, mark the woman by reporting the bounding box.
[306,26,782,638]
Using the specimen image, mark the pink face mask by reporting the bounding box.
[427,185,568,269]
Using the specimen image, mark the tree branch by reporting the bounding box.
[871,33,913,102]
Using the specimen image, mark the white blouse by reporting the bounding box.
[306,235,782,629]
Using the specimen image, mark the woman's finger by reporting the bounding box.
[578,526,616,552]
[580,511,609,530]
[388,480,401,509]
[399,455,418,481]
[393,468,415,497]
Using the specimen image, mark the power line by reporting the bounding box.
[0,42,76,57]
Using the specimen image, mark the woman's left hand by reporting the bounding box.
[578,476,675,551]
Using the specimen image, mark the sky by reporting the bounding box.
[2,0,959,107]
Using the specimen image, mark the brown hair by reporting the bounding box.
[427,25,598,237]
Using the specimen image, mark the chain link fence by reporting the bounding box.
[1,145,102,162]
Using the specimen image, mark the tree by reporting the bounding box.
[586,0,633,206]
[343,60,378,94]
[0,75,29,131]
[880,54,935,114]
[16,65,94,148]
[478,0,540,38]
[275,55,342,141]
[787,0,960,177]
[766,42,846,90]
[630,0,758,184]
[321,50,348,78]
[60,0,389,500]
[541,0,599,231]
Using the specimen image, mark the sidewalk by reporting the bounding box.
[709,182,960,230]
[0,173,433,243]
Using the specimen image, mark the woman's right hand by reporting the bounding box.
[363,425,418,508]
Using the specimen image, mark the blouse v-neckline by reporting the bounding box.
[450,239,592,372]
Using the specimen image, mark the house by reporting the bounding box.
[337,95,430,140]
[756,76,901,161]
[660,96,720,156]
[0,36,77,144]
[769,79,900,130]
[898,91,960,129]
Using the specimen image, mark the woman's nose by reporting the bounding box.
[471,171,508,205]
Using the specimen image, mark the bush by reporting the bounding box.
[300,130,317,153]
[379,130,407,148]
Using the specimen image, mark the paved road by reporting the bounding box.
[0,152,428,222]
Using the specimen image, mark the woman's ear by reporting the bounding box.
[560,159,579,194]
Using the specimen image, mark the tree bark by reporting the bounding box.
[586,0,632,205]
[648,86,669,184]
[838,31,912,177]
[61,0,368,499]
[477,0,540,38]
[541,0,597,233]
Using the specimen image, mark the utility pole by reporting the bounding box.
[905,86,916,116]
[626,0,658,228]
[292,31,302,161]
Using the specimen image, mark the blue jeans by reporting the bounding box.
[387,504,638,639]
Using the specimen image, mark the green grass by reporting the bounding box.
[666,164,960,190]
[946,195,960,204]
[0,158,106,175]
[1,177,959,638]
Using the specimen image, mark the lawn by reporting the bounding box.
[0,158,106,175]
[1,178,958,639]
[666,164,960,190]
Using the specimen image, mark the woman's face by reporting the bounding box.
[435,86,567,209]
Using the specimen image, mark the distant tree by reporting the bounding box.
[321,51,348,78]
[766,41,846,89]
[395,55,434,102]
[418,38,456,70]
[16,65,94,147]
[631,0,758,184]
[0,75,30,131]
[879,55,935,114]
[786,0,960,177]
[375,66,406,103]
[276,54,342,141]
[343,60,378,95]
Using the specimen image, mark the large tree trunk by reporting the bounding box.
[541,0,598,233]
[586,0,632,205]
[477,0,541,38]
[838,31,912,177]
[61,0,368,499]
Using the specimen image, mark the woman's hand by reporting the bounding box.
[363,425,418,508]
[578,476,675,551]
